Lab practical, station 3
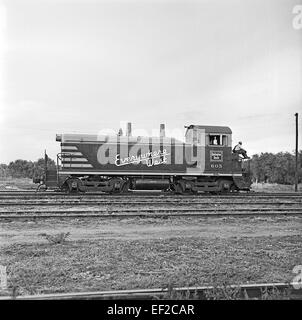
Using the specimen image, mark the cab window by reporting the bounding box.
[208,134,227,146]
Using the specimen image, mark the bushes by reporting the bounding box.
[0,158,56,179]
[250,151,302,184]
[0,164,9,178]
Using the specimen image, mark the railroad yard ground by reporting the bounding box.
[0,179,301,298]
[0,216,301,296]
[0,178,37,191]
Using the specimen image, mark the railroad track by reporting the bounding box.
[1,195,302,202]
[1,282,301,300]
[1,200,301,206]
[1,191,301,219]
[0,191,301,198]
[1,207,302,219]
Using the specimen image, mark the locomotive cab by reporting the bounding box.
[185,125,251,191]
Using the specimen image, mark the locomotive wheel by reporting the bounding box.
[230,183,239,193]
[191,187,198,195]
[173,182,184,194]
[68,184,79,194]
[65,178,85,193]
[60,182,69,193]
[112,180,129,193]
[120,180,130,193]
[218,179,232,193]
[108,178,128,194]
[36,184,47,192]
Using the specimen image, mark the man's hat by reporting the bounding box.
[239,141,242,144]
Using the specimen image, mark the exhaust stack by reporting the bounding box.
[126,122,132,137]
[160,124,165,138]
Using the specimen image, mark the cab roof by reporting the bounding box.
[186,125,232,134]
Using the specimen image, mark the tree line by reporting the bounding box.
[0,152,301,184]
[0,158,56,179]
[249,151,302,184]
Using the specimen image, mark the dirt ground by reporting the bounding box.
[0,215,301,244]
[0,178,37,191]
[251,182,302,192]
[0,215,301,296]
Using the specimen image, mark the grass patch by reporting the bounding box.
[0,178,36,190]
[0,235,301,296]
[251,182,302,192]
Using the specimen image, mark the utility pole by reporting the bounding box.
[295,113,298,192]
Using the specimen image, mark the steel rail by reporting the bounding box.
[1,195,302,202]
[0,190,300,194]
[0,282,301,300]
[0,191,301,196]
[1,210,302,219]
[0,200,301,206]
[1,207,301,213]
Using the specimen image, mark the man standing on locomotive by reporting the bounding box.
[233,141,250,159]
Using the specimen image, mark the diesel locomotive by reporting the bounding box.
[35,124,252,193]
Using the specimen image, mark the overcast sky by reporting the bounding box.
[0,0,301,163]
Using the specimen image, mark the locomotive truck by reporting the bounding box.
[35,124,252,194]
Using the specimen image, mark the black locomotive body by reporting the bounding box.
[36,124,252,193]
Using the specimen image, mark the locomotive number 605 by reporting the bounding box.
[210,163,223,169]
